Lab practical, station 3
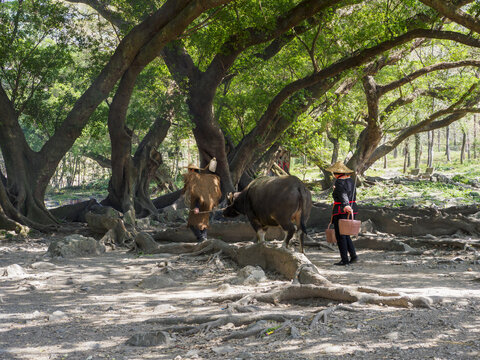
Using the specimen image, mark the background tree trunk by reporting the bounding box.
[460,129,467,164]
[474,115,477,159]
[427,130,434,168]
[415,133,422,168]
[403,138,410,173]
[445,126,451,162]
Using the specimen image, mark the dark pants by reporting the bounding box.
[333,213,357,263]
[189,225,207,242]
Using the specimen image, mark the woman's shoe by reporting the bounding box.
[334,261,349,266]
[349,256,358,263]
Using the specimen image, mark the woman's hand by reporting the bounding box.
[344,205,353,214]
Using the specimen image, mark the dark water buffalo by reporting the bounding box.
[223,175,312,253]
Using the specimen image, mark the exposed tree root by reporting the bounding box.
[141,238,433,309]
[310,303,361,328]
[130,239,435,345]
[402,236,480,250]
[146,312,305,337]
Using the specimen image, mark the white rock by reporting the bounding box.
[153,304,177,313]
[30,261,56,270]
[49,310,67,321]
[217,283,232,292]
[191,299,205,306]
[2,264,27,278]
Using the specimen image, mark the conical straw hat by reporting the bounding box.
[185,163,201,170]
[325,161,354,174]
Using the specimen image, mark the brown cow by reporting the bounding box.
[223,175,312,253]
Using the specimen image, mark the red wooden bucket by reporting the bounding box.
[339,213,361,236]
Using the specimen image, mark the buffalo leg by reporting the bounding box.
[281,224,296,249]
[256,228,266,242]
[250,221,267,243]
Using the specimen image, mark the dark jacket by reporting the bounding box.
[332,177,358,216]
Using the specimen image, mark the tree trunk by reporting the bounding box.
[415,133,422,169]
[427,130,434,168]
[437,129,441,152]
[237,144,280,191]
[474,115,477,159]
[445,126,450,162]
[326,130,339,164]
[0,85,58,225]
[348,123,383,174]
[132,116,171,217]
[403,139,410,173]
[460,129,467,164]
[383,137,388,169]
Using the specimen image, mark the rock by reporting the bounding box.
[137,274,178,289]
[134,232,158,253]
[125,331,170,347]
[191,299,205,306]
[2,264,27,278]
[30,261,56,270]
[237,265,266,285]
[217,284,231,292]
[212,346,235,355]
[47,234,106,258]
[49,310,67,321]
[360,219,375,233]
[136,217,151,229]
[154,304,177,313]
[85,207,122,233]
[385,331,399,340]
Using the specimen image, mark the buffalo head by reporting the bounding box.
[223,192,242,217]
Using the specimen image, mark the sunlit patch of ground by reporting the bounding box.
[1,234,480,360]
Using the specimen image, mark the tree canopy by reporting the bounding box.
[1,0,480,230]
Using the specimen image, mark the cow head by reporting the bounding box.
[226,192,239,204]
[223,191,242,217]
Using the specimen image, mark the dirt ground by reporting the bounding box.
[1,230,480,360]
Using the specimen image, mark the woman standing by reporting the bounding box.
[326,162,358,266]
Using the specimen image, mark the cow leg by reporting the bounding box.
[293,228,305,253]
[256,228,267,242]
[281,224,296,249]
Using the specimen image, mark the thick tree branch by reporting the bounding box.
[419,0,480,34]
[66,0,130,29]
[378,59,480,95]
